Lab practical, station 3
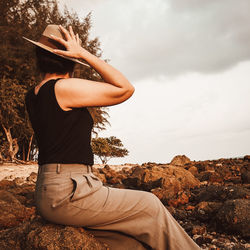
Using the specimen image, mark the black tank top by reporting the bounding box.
[25,79,94,165]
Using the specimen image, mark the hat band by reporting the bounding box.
[38,35,66,51]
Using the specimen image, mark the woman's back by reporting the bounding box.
[25,79,94,165]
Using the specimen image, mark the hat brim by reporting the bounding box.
[23,36,90,68]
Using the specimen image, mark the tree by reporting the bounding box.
[92,136,129,164]
[0,77,26,161]
[0,0,109,162]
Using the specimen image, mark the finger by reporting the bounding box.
[53,49,71,57]
[76,33,80,44]
[59,25,71,41]
[50,34,67,47]
[69,26,76,40]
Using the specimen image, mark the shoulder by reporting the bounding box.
[55,78,91,97]
[55,78,88,89]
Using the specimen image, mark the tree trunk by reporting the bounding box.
[2,125,18,162]
[26,133,33,161]
[12,138,19,160]
[22,144,25,161]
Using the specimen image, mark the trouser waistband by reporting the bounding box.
[38,163,93,174]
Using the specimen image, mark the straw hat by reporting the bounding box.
[23,24,89,67]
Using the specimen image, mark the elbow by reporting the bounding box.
[125,85,135,99]
[129,85,135,96]
[113,84,135,105]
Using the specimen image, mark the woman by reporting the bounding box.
[25,25,200,250]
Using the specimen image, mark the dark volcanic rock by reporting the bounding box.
[190,185,250,203]
[241,163,250,184]
[216,199,250,238]
[194,201,223,221]
[0,218,107,250]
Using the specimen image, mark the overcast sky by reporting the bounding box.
[59,0,250,164]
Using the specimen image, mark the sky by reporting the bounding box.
[58,0,250,164]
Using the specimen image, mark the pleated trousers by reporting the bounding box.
[35,163,200,250]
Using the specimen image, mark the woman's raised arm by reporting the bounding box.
[51,25,134,108]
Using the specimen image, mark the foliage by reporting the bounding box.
[92,136,129,164]
[0,0,109,161]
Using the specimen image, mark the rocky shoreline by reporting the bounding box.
[0,155,249,249]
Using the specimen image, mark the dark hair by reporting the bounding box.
[35,47,75,74]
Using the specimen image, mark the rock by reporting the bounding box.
[194,201,223,221]
[205,165,215,172]
[188,166,198,176]
[93,169,107,184]
[0,218,107,250]
[185,205,195,211]
[126,165,199,190]
[172,208,187,221]
[99,165,120,183]
[167,192,190,207]
[170,155,191,166]
[190,185,250,203]
[13,177,26,185]
[0,190,36,229]
[243,155,250,161]
[124,165,200,205]
[192,225,207,235]
[240,163,250,184]
[192,234,204,245]
[0,179,16,190]
[216,199,250,238]
[26,172,37,183]
[196,171,223,183]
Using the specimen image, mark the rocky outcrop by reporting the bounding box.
[0,190,36,229]
[0,218,107,250]
[121,164,200,206]
[0,155,249,249]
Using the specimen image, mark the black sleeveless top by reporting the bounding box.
[25,79,94,165]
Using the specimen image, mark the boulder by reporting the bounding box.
[0,190,35,229]
[0,218,107,250]
[190,185,250,203]
[170,155,191,166]
[194,201,223,221]
[123,165,200,195]
[216,199,250,238]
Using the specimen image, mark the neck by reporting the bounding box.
[42,72,70,82]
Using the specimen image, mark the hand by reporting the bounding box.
[50,25,88,59]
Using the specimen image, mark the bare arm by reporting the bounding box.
[51,26,134,108]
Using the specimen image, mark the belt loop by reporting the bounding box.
[87,165,92,173]
[87,165,93,173]
[57,163,61,174]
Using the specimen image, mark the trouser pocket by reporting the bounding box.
[70,172,103,202]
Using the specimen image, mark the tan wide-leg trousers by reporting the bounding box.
[35,164,200,250]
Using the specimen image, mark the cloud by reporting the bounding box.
[59,0,250,80]
[99,61,250,164]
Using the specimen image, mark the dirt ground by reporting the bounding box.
[0,163,38,181]
[0,162,134,181]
